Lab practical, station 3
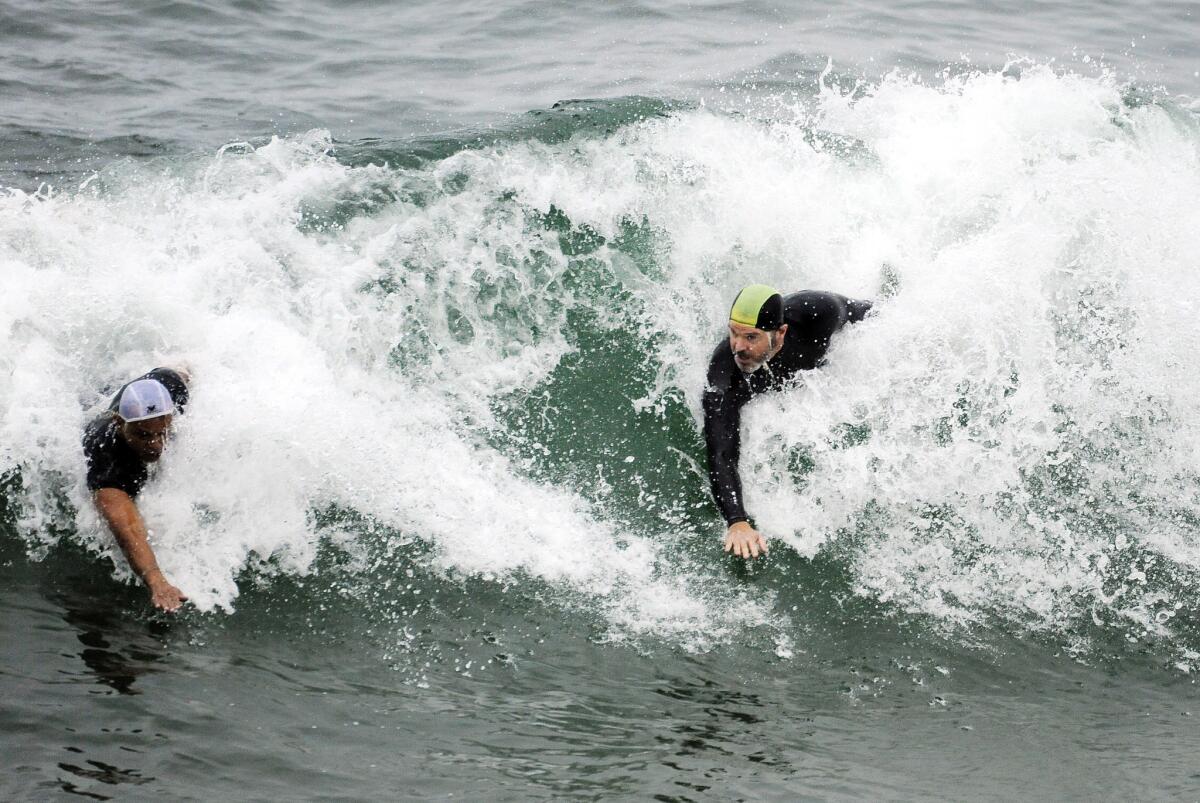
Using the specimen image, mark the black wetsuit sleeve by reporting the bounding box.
[82,417,145,496]
[702,345,752,525]
[85,456,140,496]
[703,389,749,525]
[846,297,872,323]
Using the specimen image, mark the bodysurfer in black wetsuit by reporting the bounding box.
[83,367,191,611]
[703,285,872,559]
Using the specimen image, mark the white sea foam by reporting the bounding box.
[1,66,1198,650]
[650,67,1200,640]
[0,129,772,645]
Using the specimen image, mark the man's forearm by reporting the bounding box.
[93,489,166,585]
[708,456,749,525]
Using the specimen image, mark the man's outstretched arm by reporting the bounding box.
[702,389,768,559]
[93,488,187,612]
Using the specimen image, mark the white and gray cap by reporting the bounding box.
[117,379,175,422]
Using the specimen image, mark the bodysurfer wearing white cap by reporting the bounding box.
[704,287,872,560]
[82,367,191,612]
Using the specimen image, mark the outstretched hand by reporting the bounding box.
[724,521,768,560]
[146,573,188,612]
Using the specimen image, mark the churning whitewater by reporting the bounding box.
[2,66,1199,661]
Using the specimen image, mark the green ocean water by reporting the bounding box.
[5,519,1199,799]
[5,1,1200,799]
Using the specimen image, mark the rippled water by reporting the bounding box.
[3,0,1200,799]
[3,1,1198,165]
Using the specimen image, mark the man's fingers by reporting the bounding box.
[725,530,769,560]
[152,588,186,612]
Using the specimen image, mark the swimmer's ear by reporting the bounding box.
[774,323,788,345]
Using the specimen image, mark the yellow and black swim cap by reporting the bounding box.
[729,284,784,330]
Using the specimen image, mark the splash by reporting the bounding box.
[725,67,1200,654]
[0,129,774,646]
[2,67,1198,658]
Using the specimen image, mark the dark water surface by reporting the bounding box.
[4,0,1200,799]
[6,534,1199,800]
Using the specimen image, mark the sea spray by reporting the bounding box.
[0,127,776,646]
[1,68,1198,661]
[731,67,1200,654]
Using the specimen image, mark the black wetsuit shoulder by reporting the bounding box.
[84,368,189,498]
[83,414,148,497]
[702,291,871,525]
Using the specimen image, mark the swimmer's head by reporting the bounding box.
[729,284,783,331]
[728,285,787,373]
[117,379,174,462]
